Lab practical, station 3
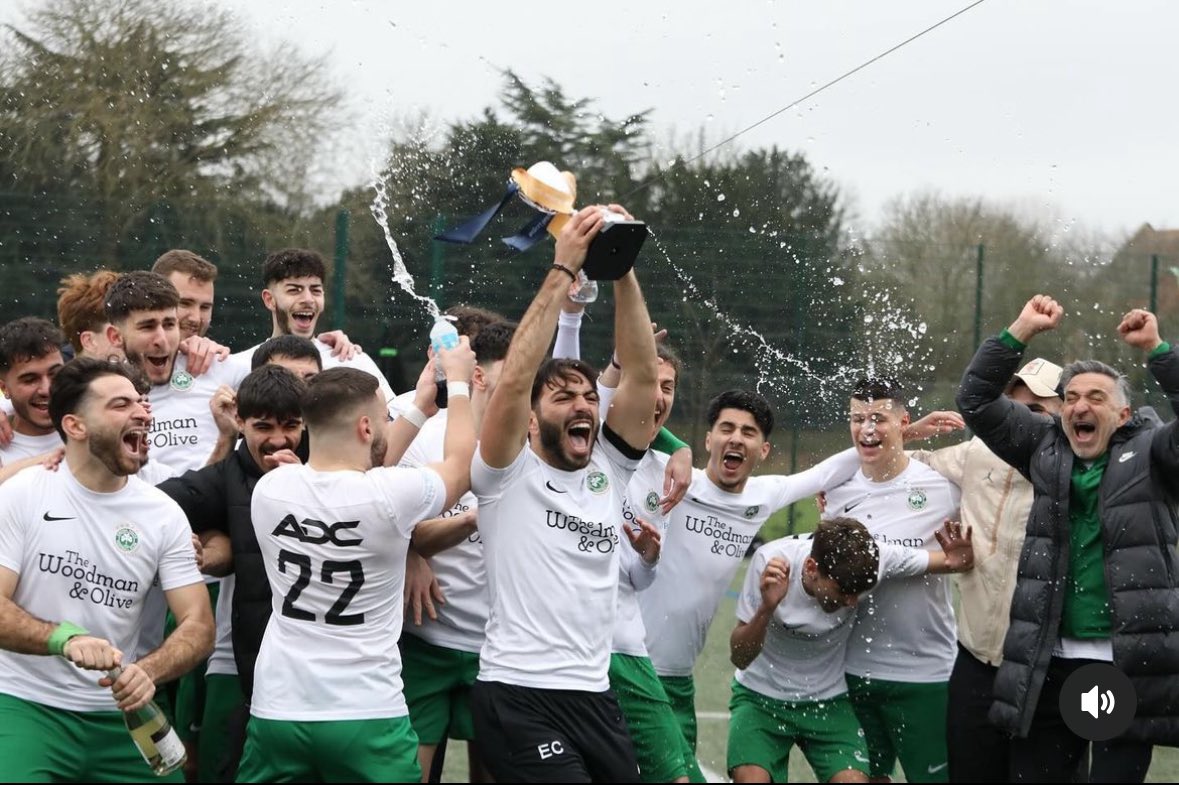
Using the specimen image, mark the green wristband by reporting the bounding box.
[651,427,689,455]
[1150,341,1171,359]
[998,329,1027,352]
[47,621,88,656]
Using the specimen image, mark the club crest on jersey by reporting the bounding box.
[587,471,609,494]
[907,488,928,511]
[114,524,140,553]
[645,491,660,513]
[743,505,759,519]
[170,369,194,392]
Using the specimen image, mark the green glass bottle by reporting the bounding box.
[109,667,187,776]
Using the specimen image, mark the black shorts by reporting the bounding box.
[471,680,639,783]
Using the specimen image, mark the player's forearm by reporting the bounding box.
[0,454,50,485]
[612,271,657,386]
[412,516,477,559]
[204,431,235,466]
[439,394,475,509]
[730,609,773,670]
[198,532,233,577]
[500,272,568,396]
[0,597,57,655]
[137,612,214,685]
[382,418,421,467]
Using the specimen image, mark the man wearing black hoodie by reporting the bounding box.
[956,294,1179,783]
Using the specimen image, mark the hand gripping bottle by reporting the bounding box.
[109,666,186,776]
[430,315,460,409]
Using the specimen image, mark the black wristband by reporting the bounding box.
[551,263,577,281]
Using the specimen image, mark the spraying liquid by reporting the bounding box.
[370,164,442,319]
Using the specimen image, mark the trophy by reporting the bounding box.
[435,162,646,281]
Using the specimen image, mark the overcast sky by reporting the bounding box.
[9,0,1179,239]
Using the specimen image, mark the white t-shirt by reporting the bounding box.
[640,448,861,677]
[823,460,962,682]
[147,355,249,473]
[735,537,930,702]
[613,451,670,657]
[233,340,397,414]
[398,410,484,653]
[250,462,445,721]
[473,431,643,692]
[0,430,64,464]
[131,459,182,662]
[0,464,201,711]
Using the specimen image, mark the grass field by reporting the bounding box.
[441,555,1179,782]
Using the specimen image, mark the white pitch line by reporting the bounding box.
[697,710,731,720]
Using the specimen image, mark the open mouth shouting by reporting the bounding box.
[720,448,746,476]
[121,427,149,463]
[566,418,595,457]
[1068,417,1099,448]
[289,308,317,335]
[857,434,883,458]
[143,354,172,382]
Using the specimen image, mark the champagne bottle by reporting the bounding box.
[109,666,187,776]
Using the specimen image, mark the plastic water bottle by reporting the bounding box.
[430,315,459,409]
[569,270,599,304]
[109,667,186,776]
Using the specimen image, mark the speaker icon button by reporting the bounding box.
[1060,662,1136,741]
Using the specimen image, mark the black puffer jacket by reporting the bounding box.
[159,438,303,699]
[957,337,1179,743]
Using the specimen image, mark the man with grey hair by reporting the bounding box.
[957,294,1179,782]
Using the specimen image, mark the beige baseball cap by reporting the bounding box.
[1013,357,1064,398]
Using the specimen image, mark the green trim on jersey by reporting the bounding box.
[198,674,243,783]
[846,674,949,782]
[0,692,185,783]
[609,653,697,783]
[399,632,480,744]
[237,715,420,783]
[727,680,869,783]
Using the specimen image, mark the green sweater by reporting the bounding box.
[1060,453,1111,639]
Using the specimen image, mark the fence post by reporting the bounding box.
[431,214,446,310]
[333,209,350,330]
[1150,254,1160,314]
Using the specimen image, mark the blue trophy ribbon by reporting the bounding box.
[435,181,520,244]
[502,212,555,252]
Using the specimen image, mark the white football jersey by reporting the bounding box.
[398,410,484,653]
[823,459,962,682]
[612,451,670,657]
[250,462,445,721]
[735,537,929,702]
[473,431,642,692]
[640,448,861,677]
[0,464,200,711]
[0,430,63,465]
[146,355,248,473]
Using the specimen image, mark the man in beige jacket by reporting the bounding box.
[911,358,1063,784]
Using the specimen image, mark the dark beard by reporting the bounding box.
[89,428,136,477]
[537,416,594,471]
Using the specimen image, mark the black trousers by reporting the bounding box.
[471,680,639,783]
[947,643,1009,783]
[1009,657,1152,783]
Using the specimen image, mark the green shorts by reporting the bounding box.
[845,674,949,782]
[727,680,869,783]
[609,654,697,783]
[237,715,420,783]
[199,673,243,783]
[656,673,706,783]
[0,692,185,783]
[399,633,480,744]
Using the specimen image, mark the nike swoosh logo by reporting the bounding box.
[42,512,75,521]
[544,480,567,494]
[1119,451,1135,463]
[843,498,868,513]
[928,762,948,774]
